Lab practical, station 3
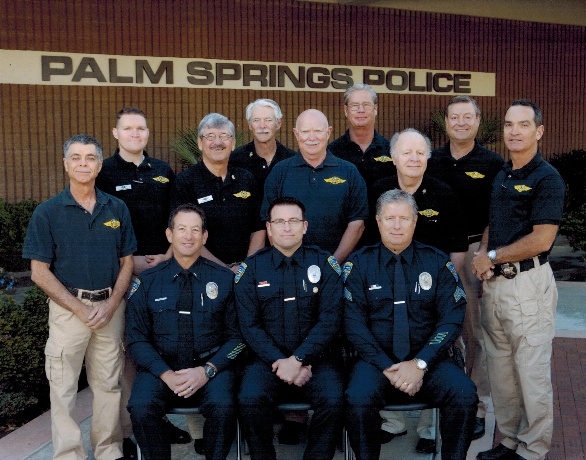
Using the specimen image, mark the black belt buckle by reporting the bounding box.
[499,263,517,279]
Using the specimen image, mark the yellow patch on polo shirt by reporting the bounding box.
[233,191,251,199]
[514,184,532,192]
[465,171,485,179]
[419,209,439,218]
[152,176,169,183]
[104,219,121,229]
[374,156,393,163]
[324,176,346,184]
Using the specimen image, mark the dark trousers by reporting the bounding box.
[345,359,477,460]
[239,358,343,460]
[128,368,237,460]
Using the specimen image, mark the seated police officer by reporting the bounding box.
[125,204,245,460]
[343,189,477,460]
[235,196,344,460]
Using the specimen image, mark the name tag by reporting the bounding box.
[257,282,271,287]
[198,195,213,204]
[368,284,382,290]
[179,311,191,315]
[155,297,167,302]
[116,184,132,191]
[284,297,296,302]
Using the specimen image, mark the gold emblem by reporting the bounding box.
[153,176,170,183]
[233,191,251,199]
[104,219,121,229]
[500,263,518,279]
[465,171,485,179]
[206,282,219,299]
[514,185,532,192]
[374,156,393,163]
[419,209,439,217]
[324,177,346,185]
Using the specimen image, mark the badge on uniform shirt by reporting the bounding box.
[307,265,321,283]
[342,262,353,282]
[419,209,439,218]
[374,156,393,163]
[327,256,341,275]
[233,191,251,199]
[465,171,485,179]
[234,263,247,284]
[324,176,346,184]
[153,176,170,183]
[446,261,459,282]
[104,219,121,229]
[116,184,132,191]
[198,195,213,204]
[419,272,432,290]
[514,185,532,192]
[128,279,141,299]
[206,282,218,299]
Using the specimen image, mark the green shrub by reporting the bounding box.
[428,108,502,147]
[0,198,39,272]
[171,128,246,167]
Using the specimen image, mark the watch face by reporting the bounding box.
[205,365,216,378]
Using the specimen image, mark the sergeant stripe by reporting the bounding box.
[227,342,246,359]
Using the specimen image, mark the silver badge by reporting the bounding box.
[419,272,432,290]
[307,265,321,283]
[206,282,218,299]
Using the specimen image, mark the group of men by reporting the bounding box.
[23,84,565,460]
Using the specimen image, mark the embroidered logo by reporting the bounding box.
[127,279,141,299]
[465,171,485,179]
[454,286,466,302]
[104,219,121,229]
[374,156,393,163]
[419,209,439,218]
[234,262,247,284]
[324,177,346,185]
[152,176,170,183]
[446,261,459,282]
[233,191,251,199]
[342,261,354,282]
[429,332,448,345]
[514,185,532,192]
[344,287,353,301]
[327,256,341,275]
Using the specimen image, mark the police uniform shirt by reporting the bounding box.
[23,186,137,290]
[234,245,343,365]
[96,149,175,255]
[427,142,504,238]
[328,130,396,188]
[369,175,469,254]
[229,140,295,191]
[261,151,368,254]
[343,241,467,371]
[171,162,263,264]
[125,256,245,377]
[488,151,565,251]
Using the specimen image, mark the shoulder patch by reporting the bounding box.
[344,287,353,301]
[234,262,247,283]
[514,184,532,192]
[342,261,354,282]
[374,155,393,163]
[446,261,459,282]
[128,278,141,299]
[454,286,466,302]
[419,209,439,218]
[233,191,251,199]
[104,219,121,229]
[327,255,342,275]
[465,171,485,179]
[152,176,170,183]
[324,176,347,185]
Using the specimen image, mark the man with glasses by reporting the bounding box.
[262,109,368,264]
[236,196,344,460]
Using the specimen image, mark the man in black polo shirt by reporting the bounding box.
[23,134,136,460]
[473,100,565,460]
[230,98,295,196]
[427,96,504,440]
[171,113,265,269]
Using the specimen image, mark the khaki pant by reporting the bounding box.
[481,261,556,460]
[45,297,125,460]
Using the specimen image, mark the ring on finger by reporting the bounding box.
[188,386,193,391]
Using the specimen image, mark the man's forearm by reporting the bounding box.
[30,260,86,314]
[334,220,365,264]
[491,224,558,264]
[110,254,134,306]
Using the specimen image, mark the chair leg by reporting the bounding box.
[136,442,143,460]
[236,419,242,460]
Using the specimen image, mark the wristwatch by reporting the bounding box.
[204,363,217,379]
[487,250,497,264]
[294,355,305,365]
[412,358,428,373]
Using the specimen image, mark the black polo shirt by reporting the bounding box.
[171,162,262,264]
[229,140,295,193]
[488,152,565,253]
[427,142,504,238]
[96,149,175,255]
[261,151,368,254]
[328,129,395,188]
[370,175,469,254]
[22,186,137,290]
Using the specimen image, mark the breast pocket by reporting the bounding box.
[151,308,178,337]
[409,290,436,324]
[366,286,393,321]
[298,287,319,329]
[257,284,282,324]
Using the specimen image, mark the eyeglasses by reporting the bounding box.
[269,218,304,227]
[347,102,375,112]
[200,133,233,141]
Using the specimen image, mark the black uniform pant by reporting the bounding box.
[128,368,237,460]
[239,357,343,460]
[345,358,477,460]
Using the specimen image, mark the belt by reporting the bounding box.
[493,254,548,279]
[468,234,483,244]
[67,286,111,302]
[198,345,221,361]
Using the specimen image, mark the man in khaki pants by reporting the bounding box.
[23,134,136,459]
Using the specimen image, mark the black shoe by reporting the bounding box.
[278,420,306,445]
[415,438,436,454]
[122,437,137,460]
[472,417,486,440]
[380,429,407,444]
[165,419,191,444]
[477,444,518,460]
[193,438,205,455]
